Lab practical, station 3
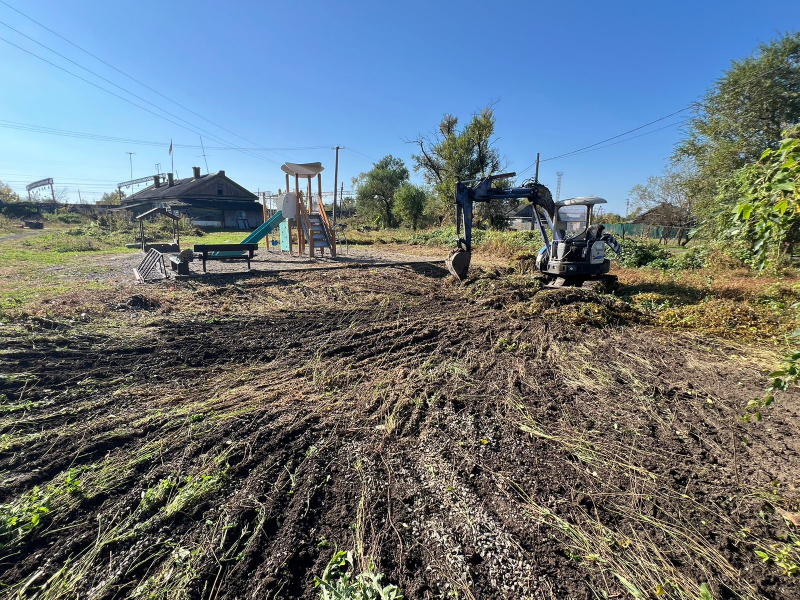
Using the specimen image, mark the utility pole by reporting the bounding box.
[78,189,82,204]
[126,152,136,180]
[555,172,564,203]
[332,146,344,227]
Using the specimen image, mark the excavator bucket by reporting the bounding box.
[446,248,471,281]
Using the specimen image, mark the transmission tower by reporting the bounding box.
[555,172,564,202]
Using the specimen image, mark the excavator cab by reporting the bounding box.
[537,197,621,289]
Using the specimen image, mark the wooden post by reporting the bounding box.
[333,146,340,226]
[285,173,292,255]
[295,174,303,255]
[307,176,314,257]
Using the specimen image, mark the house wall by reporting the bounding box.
[222,210,264,229]
[508,217,532,231]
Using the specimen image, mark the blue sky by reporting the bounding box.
[0,0,796,214]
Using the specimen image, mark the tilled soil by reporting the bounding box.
[0,264,798,599]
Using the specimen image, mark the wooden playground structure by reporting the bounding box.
[278,162,336,258]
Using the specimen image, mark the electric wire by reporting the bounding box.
[344,148,377,163]
[0,0,296,161]
[0,34,284,167]
[515,62,793,176]
[0,120,331,152]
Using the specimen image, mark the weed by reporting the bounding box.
[0,467,83,550]
[315,549,403,599]
[754,535,800,576]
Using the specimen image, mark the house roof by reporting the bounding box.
[124,171,257,202]
[507,203,535,218]
[135,207,180,221]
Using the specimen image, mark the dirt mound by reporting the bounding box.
[522,286,641,325]
[112,293,161,311]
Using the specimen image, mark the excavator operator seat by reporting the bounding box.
[554,204,588,239]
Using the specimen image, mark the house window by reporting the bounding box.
[217,183,224,196]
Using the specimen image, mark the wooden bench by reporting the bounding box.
[193,243,258,273]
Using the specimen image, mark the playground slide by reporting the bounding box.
[212,211,284,257]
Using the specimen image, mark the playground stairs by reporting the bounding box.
[308,212,332,254]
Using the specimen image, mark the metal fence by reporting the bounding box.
[602,223,698,243]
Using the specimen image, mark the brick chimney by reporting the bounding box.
[218,170,225,177]
[192,166,201,179]
[153,175,161,188]
[167,173,174,187]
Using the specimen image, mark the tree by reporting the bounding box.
[674,32,800,219]
[394,183,428,230]
[99,189,126,205]
[728,127,800,268]
[353,155,409,228]
[629,163,697,245]
[598,212,626,224]
[0,180,19,203]
[409,105,506,227]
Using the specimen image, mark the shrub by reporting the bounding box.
[56,213,83,224]
[616,239,674,268]
[672,245,711,270]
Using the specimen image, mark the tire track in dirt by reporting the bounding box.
[0,266,798,599]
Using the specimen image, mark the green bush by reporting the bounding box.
[672,245,711,270]
[616,239,674,268]
[56,213,83,224]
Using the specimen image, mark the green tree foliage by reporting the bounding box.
[730,129,800,421]
[628,162,698,245]
[0,180,20,203]
[409,105,505,226]
[394,183,428,230]
[99,190,126,205]
[674,32,800,219]
[728,128,800,267]
[353,156,410,228]
[597,212,626,224]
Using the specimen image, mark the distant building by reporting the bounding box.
[507,203,535,231]
[122,167,263,229]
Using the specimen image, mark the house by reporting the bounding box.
[122,167,263,229]
[506,203,535,231]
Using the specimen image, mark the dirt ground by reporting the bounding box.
[1,254,799,599]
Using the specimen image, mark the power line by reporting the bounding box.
[344,147,376,163]
[516,112,690,176]
[0,120,332,152]
[545,119,689,161]
[516,62,792,175]
[0,1,297,161]
[0,34,283,168]
[0,36,285,168]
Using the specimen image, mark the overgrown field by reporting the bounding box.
[0,246,799,599]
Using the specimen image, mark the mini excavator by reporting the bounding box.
[446,169,621,290]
